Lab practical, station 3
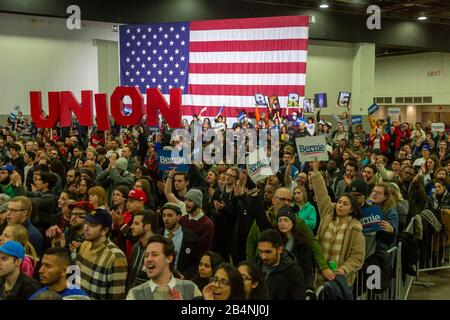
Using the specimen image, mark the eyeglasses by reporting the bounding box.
[225,173,238,179]
[209,276,230,287]
[275,196,292,203]
[7,208,25,212]
[71,212,86,218]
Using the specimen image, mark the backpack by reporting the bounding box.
[322,275,354,300]
[397,232,419,278]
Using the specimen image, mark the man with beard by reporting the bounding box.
[46,201,92,254]
[362,164,378,194]
[0,241,40,299]
[256,229,304,300]
[179,188,214,256]
[75,208,128,300]
[157,202,200,280]
[29,247,89,299]
[127,209,159,291]
[65,168,80,194]
[324,159,340,195]
[396,165,428,230]
[126,235,202,300]
[335,162,358,199]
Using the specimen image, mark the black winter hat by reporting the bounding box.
[350,178,369,197]
[277,206,297,227]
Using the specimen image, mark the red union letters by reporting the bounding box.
[29,87,182,130]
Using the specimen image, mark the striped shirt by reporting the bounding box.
[321,216,352,264]
[76,239,128,300]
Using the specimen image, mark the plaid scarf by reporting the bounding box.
[321,216,352,265]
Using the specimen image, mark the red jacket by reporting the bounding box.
[112,211,133,263]
[369,133,390,154]
[399,127,411,146]
[389,126,402,151]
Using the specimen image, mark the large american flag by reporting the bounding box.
[119,15,309,119]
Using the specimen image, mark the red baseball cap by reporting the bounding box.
[68,201,95,213]
[128,189,147,204]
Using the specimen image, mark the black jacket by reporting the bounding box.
[288,237,314,291]
[257,252,305,300]
[0,273,41,300]
[127,242,148,292]
[26,190,58,231]
[210,186,239,258]
[157,226,200,280]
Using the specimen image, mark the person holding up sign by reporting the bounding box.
[310,160,365,287]
[364,183,398,259]
[311,160,365,286]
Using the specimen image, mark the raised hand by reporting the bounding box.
[311,159,320,172]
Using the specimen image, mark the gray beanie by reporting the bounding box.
[115,157,128,171]
[185,188,203,208]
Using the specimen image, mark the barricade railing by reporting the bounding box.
[396,217,416,300]
[352,246,399,300]
[314,216,418,300]
[414,225,450,289]
[313,215,448,300]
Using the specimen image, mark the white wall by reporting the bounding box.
[305,40,354,115]
[0,12,119,114]
[375,52,450,105]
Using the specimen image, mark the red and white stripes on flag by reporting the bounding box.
[184,15,309,118]
[120,15,309,119]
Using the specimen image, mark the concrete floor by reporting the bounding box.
[407,269,450,300]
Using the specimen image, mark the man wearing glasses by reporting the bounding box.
[5,196,43,257]
[46,201,92,255]
[246,187,293,260]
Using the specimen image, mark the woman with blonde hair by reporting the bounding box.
[88,186,107,209]
[366,182,398,258]
[292,186,317,231]
[0,224,38,277]
[389,183,409,232]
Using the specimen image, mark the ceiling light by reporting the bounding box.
[417,15,428,21]
[319,3,329,9]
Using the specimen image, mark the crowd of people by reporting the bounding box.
[0,109,449,300]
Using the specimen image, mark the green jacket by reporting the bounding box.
[246,206,328,271]
[297,201,317,231]
[0,182,19,198]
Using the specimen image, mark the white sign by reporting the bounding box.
[388,108,400,121]
[432,123,445,132]
[295,135,329,162]
[306,123,315,136]
[246,148,274,184]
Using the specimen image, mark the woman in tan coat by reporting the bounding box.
[310,160,365,287]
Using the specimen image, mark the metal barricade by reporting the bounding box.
[352,246,399,300]
[396,217,416,300]
[414,227,450,288]
[315,285,325,300]
[312,215,448,300]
